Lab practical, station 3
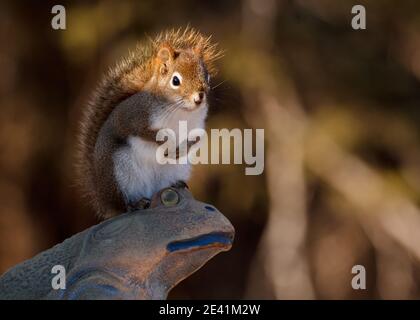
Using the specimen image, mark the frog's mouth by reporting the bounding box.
[167,232,233,252]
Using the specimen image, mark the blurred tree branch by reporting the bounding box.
[240,0,420,299]
[306,129,420,262]
[241,0,315,299]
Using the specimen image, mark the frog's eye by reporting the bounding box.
[161,188,180,206]
[170,72,182,89]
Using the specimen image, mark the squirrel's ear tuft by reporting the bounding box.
[193,43,203,57]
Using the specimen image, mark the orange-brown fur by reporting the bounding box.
[76,27,222,218]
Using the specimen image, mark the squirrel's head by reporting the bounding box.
[151,44,211,111]
[118,28,222,112]
[130,27,223,111]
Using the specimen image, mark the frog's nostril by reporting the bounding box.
[205,205,215,212]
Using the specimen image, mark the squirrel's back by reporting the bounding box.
[76,56,143,217]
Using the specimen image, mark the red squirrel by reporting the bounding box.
[76,27,222,219]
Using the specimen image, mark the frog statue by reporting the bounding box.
[0,187,234,299]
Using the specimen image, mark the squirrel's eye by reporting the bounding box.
[172,76,180,86]
[161,188,179,206]
[170,72,182,89]
[206,74,211,84]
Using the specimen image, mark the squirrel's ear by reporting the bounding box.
[157,45,174,63]
[157,44,175,75]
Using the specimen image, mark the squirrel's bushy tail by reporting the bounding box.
[76,66,136,218]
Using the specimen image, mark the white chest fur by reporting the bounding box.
[113,105,207,204]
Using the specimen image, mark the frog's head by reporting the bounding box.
[66,187,234,299]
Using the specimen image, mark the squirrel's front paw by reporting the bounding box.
[127,197,151,212]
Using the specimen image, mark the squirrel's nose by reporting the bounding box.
[193,92,205,105]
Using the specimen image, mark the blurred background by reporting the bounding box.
[1,0,420,299]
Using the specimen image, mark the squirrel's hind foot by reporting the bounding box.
[171,180,189,189]
[127,197,151,212]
